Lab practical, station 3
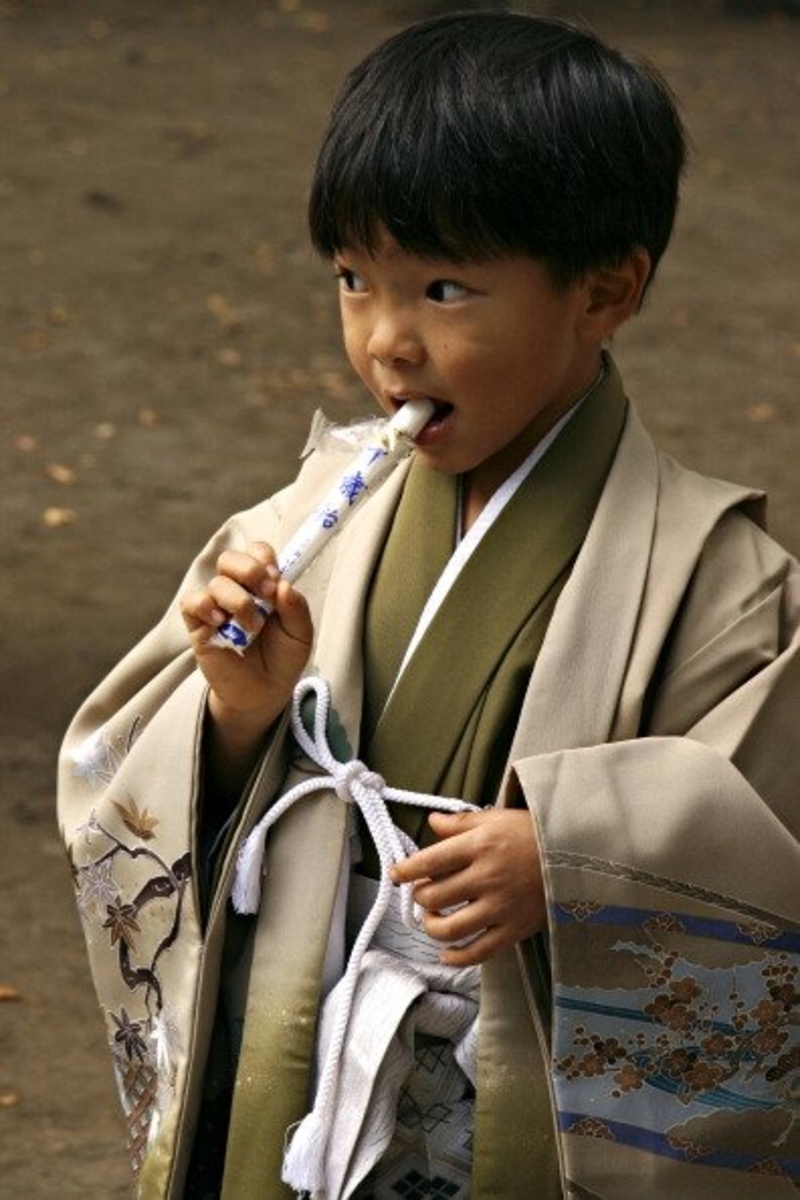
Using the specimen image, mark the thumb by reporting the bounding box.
[271,580,313,647]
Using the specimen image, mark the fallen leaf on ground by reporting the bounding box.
[45,463,78,485]
[138,408,161,428]
[746,402,777,423]
[42,507,77,527]
[16,330,51,353]
[0,1093,21,1108]
[0,985,22,1003]
[46,305,72,326]
[206,292,242,333]
[206,292,232,318]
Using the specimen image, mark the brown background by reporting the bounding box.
[0,1,797,1195]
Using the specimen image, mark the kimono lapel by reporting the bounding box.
[507,403,762,759]
[364,366,628,805]
[360,462,458,747]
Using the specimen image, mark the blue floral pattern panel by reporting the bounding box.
[548,876,799,1186]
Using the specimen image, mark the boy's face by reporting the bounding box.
[334,233,606,504]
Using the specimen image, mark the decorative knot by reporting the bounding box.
[332,759,386,806]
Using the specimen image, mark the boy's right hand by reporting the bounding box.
[180,541,313,738]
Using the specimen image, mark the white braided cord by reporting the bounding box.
[230,674,479,1195]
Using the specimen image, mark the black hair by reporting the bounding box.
[308,11,686,289]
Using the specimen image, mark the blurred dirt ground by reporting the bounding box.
[0,1,797,1195]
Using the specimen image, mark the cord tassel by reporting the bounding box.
[282,1111,328,1195]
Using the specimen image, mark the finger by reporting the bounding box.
[215,547,280,598]
[423,898,492,946]
[244,541,279,568]
[421,906,510,967]
[180,588,228,634]
[428,809,485,838]
[414,873,475,914]
[206,575,270,636]
[391,835,474,885]
[270,579,313,647]
[440,926,509,968]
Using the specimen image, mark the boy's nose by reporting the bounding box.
[367,312,424,367]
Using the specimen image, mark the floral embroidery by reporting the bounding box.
[737,920,780,945]
[567,1117,615,1140]
[103,900,142,950]
[556,942,796,1104]
[749,1158,790,1176]
[666,1134,712,1160]
[558,900,604,922]
[113,797,159,840]
[68,717,192,1174]
[643,912,686,937]
[76,858,118,916]
[111,1006,150,1063]
[71,718,142,789]
[552,899,799,1176]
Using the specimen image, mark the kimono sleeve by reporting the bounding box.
[511,527,800,1195]
[55,495,291,1180]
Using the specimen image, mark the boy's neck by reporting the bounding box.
[460,359,606,535]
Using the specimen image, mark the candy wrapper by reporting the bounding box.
[211,398,434,654]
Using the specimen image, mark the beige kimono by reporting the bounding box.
[58,361,800,1198]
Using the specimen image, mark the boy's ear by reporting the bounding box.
[582,248,651,337]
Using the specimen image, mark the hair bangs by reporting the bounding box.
[311,167,512,264]
[309,81,511,263]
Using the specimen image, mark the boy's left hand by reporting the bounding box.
[390,808,546,966]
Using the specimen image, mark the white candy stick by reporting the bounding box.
[211,399,434,654]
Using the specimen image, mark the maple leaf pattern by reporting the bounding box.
[103,900,141,949]
[110,1007,149,1063]
[78,858,119,917]
[113,797,159,841]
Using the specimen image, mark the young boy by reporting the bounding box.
[58,12,799,1200]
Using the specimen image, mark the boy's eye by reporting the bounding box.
[336,267,367,294]
[426,279,468,303]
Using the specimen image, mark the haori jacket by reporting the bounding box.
[58,360,800,1198]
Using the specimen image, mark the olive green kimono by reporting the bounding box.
[58,360,800,1198]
